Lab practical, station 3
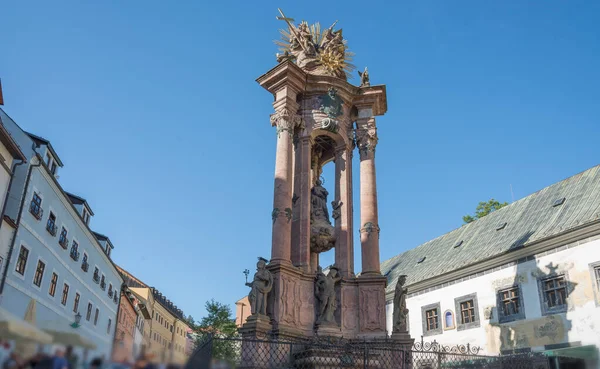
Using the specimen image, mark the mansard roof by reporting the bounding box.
[381,164,600,295]
[26,131,64,167]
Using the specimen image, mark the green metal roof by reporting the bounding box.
[381,165,600,295]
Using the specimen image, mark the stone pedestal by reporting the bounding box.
[315,322,342,337]
[239,315,273,369]
[239,314,272,339]
[391,331,415,348]
[357,275,387,339]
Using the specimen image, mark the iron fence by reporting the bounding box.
[185,335,551,369]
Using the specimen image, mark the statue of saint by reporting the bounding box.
[246,257,273,316]
[311,179,330,223]
[315,266,342,325]
[392,275,409,332]
[358,67,370,87]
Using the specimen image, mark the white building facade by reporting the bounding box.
[382,165,600,368]
[0,115,26,279]
[0,108,123,360]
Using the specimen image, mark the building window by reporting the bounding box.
[15,245,29,275]
[93,267,100,283]
[107,319,112,334]
[82,210,90,225]
[81,253,89,272]
[29,193,43,220]
[100,275,106,290]
[58,227,68,249]
[50,161,57,175]
[33,260,46,287]
[86,303,93,321]
[454,293,480,331]
[497,285,526,323]
[420,302,442,336]
[108,284,113,298]
[70,241,79,261]
[73,293,80,313]
[49,273,58,296]
[538,275,569,315]
[443,310,455,330]
[94,308,99,326]
[590,262,600,306]
[61,283,69,306]
[45,153,52,167]
[46,213,57,236]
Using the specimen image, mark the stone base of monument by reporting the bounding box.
[239,314,272,339]
[391,331,415,348]
[314,322,342,337]
[293,347,384,369]
[238,315,274,369]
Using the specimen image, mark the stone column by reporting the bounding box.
[334,144,354,278]
[291,135,312,271]
[270,103,301,264]
[356,115,381,276]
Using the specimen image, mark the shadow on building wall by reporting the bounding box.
[486,243,591,367]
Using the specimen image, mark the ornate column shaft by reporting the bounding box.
[270,103,301,264]
[291,135,312,270]
[356,115,381,276]
[334,144,354,278]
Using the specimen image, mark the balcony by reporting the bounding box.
[58,236,68,250]
[100,281,106,291]
[46,223,57,237]
[70,251,80,262]
[81,262,89,273]
[93,274,100,284]
[29,203,43,220]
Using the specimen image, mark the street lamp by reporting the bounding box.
[70,312,82,328]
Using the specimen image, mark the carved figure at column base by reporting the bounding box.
[246,257,274,317]
[392,275,409,334]
[315,266,341,325]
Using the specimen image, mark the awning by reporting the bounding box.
[0,306,53,344]
[543,345,599,360]
[42,329,97,349]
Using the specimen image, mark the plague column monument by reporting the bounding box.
[240,9,391,341]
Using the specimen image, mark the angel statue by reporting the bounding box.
[246,257,273,316]
[358,67,370,87]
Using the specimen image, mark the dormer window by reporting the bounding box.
[82,209,90,225]
[45,153,52,167]
[106,247,111,257]
[50,161,57,175]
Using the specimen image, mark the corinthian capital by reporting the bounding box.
[270,107,303,137]
[355,127,378,159]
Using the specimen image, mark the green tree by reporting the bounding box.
[463,198,508,223]
[186,314,196,329]
[196,299,239,362]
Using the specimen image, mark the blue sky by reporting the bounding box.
[2,1,599,321]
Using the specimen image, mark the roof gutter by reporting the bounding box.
[0,142,41,295]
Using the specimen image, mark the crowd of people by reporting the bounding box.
[0,346,182,369]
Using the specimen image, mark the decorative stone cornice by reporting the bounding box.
[270,108,303,137]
